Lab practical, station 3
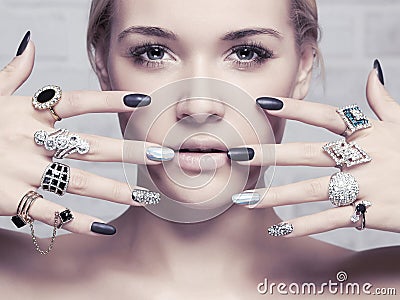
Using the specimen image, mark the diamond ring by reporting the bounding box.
[32,85,63,121]
[323,139,371,168]
[337,104,371,137]
[328,172,359,207]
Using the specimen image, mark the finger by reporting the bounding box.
[232,176,331,208]
[0,32,35,96]
[41,91,151,121]
[28,196,115,236]
[64,134,175,165]
[256,97,348,135]
[232,142,335,167]
[366,61,400,123]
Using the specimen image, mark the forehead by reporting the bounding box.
[112,0,293,38]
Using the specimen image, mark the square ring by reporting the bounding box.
[323,139,371,168]
[337,104,371,136]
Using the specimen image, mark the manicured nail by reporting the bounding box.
[91,222,116,235]
[232,192,260,205]
[256,97,284,110]
[16,30,31,56]
[267,222,294,237]
[227,147,255,161]
[123,93,151,107]
[132,189,160,205]
[146,146,175,162]
[373,59,385,86]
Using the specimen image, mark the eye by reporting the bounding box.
[236,47,257,61]
[146,46,165,60]
[225,42,274,70]
[128,43,175,69]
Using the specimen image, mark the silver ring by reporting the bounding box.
[350,201,372,230]
[337,104,371,137]
[328,172,359,207]
[40,162,70,196]
[34,128,90,159]
[323,139,371,168]
[32,85,63,121]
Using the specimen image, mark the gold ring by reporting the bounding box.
[32,85,63,121]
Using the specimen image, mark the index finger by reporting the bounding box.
[37,90,151,121]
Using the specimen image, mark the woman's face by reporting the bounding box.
[96,0,313,205]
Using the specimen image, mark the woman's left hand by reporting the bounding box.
[230,62,400,237]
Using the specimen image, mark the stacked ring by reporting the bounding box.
[32,85,63,121]
[337,104,371,137]
[40,162,70,196]
[11,191,42,228]
[328,172,359,207]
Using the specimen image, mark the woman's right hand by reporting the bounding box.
[0,32,172,235]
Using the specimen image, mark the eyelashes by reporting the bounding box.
[127,41,275,70]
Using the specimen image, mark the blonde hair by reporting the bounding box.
[87,0,320,71]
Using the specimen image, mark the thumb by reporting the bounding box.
[0,31,35,96]
[366,59,400,123]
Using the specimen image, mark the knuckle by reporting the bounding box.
[267,189,279,206]
[305,179,324,200]
[111,182,125,202]
[303,143,318,163]
[69,170,89,192]
[65,91,81,109]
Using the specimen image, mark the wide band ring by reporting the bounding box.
[34,128,90,159]
[323,139,371,168]
[337,104,371,137]
[11,191,42,228]
[328,172,359,207]
[32,85,63,121]
[40,162,70,196]
[350,201,372,230]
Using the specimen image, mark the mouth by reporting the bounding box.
[177,148,226,153]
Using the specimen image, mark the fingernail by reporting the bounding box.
[227,147,255,161]
[91,222,116,235]
[123,94,151,107]
[146,146,175,162]
[267,222,294,237]
[232,192,260,205]
[373,59,385,86]
[256,97,284,110]
[132,189,160,205]
[16,30,31,56]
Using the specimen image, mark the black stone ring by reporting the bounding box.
[57,208,74,229]
[40,162,70,196]
[32,85,63,121]
[350,200,372,231]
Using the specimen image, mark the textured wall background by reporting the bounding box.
[0,0,399,250]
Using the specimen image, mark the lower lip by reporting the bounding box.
[176,151,229,172]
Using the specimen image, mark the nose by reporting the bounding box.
[176,74,227,124]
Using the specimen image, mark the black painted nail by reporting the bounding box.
[227,147,255,161]
[123,94,151,107]
[16,31,31,56]
[256,97,284,110]
[373,59,385,86]
[91,222,116,235]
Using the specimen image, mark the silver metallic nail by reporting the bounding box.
[232,192,260,205]
[146,147,175,162]
[132,189,160,205]
[267,222,294,237]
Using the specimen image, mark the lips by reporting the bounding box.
[175,138,228,153]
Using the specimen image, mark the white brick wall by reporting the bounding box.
[0,0,399,250]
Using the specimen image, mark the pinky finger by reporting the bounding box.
[28,196,116,236]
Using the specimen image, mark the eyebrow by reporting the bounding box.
[118,26,178,41]
[222,28,283,41]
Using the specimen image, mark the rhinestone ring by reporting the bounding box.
[350,201,372,230]
[40,162,70,196]
[337,104,371,137]
[32,85,63,121]
[34,128,90,159]
[328,172,359,207]
[323,139,371,168]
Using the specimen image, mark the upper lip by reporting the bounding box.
[173,137,228,152]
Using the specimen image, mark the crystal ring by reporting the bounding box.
[328,172,359,207]
[40,162,70,196]
[337,104,371,137]
[32,85,63,121]
[34,128,90,159]
[57,208,74,229]
[350,200,372,230]
[323,139,371,168]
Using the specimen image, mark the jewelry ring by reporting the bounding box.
[323,139,371,168]
[57,208,74,229]
[11,191,42,228]
[40,162,70,196]
[337,104,371,137]
[32,85,63,121]
[350,201,372,230]
[34,128,90,159]
[328,171,359,207]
